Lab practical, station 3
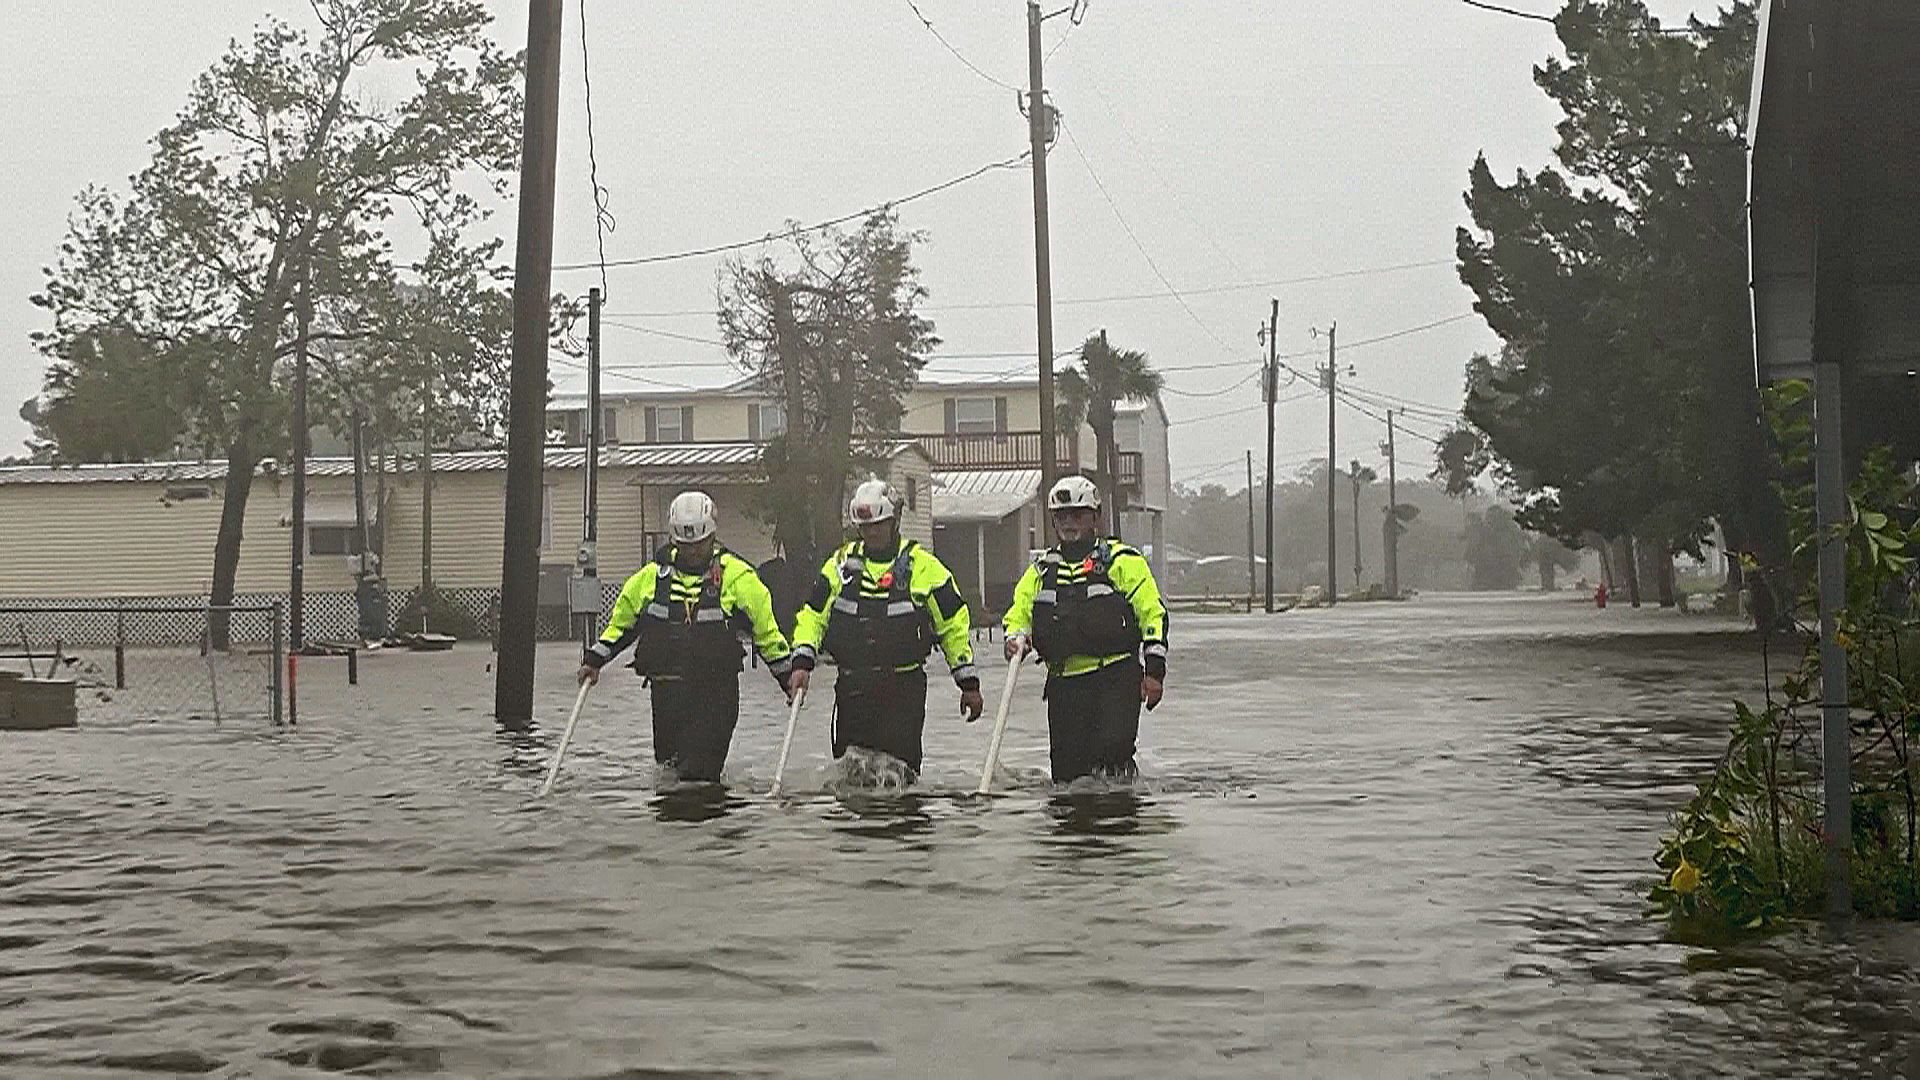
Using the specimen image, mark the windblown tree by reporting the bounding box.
[717,210,938,598]
[1055,332,1165,533]
[1448,0,1787,617]
[31,1,520,644]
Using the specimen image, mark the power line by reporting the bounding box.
[1157,311,1478,374]
[553,151,1031,271]
[1456,0,1713,34]
[1458,0,1553,24]
[1161,369,1260,399]
[1336,392,1442,447]
[598,258,1456,319]
[1338,381,1461,421]
[1171,388,1317,428]
[904,0,1021,92]
[1058,120,1243,360]
[578,0,615,300]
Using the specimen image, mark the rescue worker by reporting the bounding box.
[788,479,985,779]
[1004,475,1168,782]
[575,491,794,783]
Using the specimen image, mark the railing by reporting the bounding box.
[906,430,1076,471]
[904,431,1141,490]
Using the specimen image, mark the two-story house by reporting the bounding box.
[543,374,1172,618]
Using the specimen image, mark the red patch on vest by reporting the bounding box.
[1082,557,1096,573]
[878,570,895,588]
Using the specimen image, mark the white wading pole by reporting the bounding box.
[538,681,594,798]
[976,654,1024,795]
[770,686,807,797]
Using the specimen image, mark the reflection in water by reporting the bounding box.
[650,783,743,823]
[829,792,934,844]
[18,600,1920,1077]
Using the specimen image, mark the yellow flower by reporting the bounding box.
[1835,632,1853,651]
[1670,861,1701,895]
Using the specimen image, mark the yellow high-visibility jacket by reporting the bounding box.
[586,546,792,682]
[1004,538,1168,678]
[792,538,978,688]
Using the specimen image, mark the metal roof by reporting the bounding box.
[0,440,926,487]
[931,468,1040,523]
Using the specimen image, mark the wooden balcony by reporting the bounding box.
[908,430,1140,490]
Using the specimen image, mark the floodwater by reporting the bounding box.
[7,593,1920,1078]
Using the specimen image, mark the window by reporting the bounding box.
[601,407,620,445]
[749,403,786,441]
[905,476,919,513]
[949,396,1001,435]
[647,405,694,443]
[546,409,583,444]
[309,526,362,556]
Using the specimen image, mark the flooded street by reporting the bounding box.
[7,592,1920,1077]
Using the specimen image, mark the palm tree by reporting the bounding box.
[1054,331,1164,539]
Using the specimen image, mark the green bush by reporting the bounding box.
[1649,386,1920,938]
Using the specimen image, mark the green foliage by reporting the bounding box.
[1448,0,1783,571]
[717,210,937,572]
[1648,428,1920,939]
[1464,506,1530,591]
[395,585,481,640]
[1057,334,1164,518]
[30,1,521,626]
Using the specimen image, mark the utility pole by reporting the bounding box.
[1386,408,1399,597]
[288,263,312,653]
[1245,450,1256,607]
[494,0,564,728]
[1322,322,1338,605]
[1026,0,1061,500]
[1263,298,1278,614]
[575,286,603,648]
[1350,459,1364,590]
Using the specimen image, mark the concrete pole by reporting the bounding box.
[1814,361,1851,921]
[1264,299,1278,614]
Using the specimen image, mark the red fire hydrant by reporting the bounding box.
[1595,583,1609,609]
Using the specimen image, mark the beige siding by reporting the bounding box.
[885,451,934,547]
[0,475,368,597]
[900,386,1045,433]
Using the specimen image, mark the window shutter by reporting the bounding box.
[644,406,657,444]
[681,406,695,442]
[994,396,1009,434]
[603,407,619,444]
[944,398,957,434]
[748,405,761,442]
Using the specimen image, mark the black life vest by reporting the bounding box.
[1030,541,1141,663]
[820,540,935,670]
[631,549,743,680]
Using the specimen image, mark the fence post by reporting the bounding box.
[347,648,358,686]
[271,601,286,726]
[114,599,126,690]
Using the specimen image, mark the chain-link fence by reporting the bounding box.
[0,603,283,725]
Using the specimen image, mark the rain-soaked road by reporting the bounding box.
[6,593,1920,1077]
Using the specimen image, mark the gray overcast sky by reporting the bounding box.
[0,0,1715,485]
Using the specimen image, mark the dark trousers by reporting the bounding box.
[1044,656,1142,783]
[649,677,740,783]
[832,667,929,775]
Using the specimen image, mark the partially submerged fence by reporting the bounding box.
[0,603,283,725]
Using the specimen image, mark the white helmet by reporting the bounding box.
[667,490,718,542]
[1047,474,1101,511]
[847,478,899,526]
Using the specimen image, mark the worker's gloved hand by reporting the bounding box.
[576,664,600,687]
[1140,674,1163,711]
[1004,634,1030,662]
[959,687,984,722]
